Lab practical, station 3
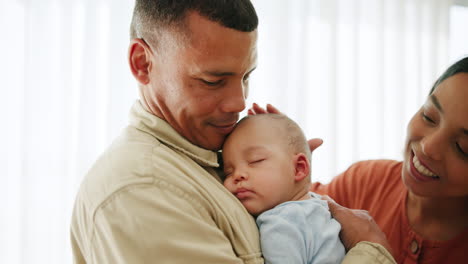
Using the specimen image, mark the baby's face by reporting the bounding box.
[222,118,297,216]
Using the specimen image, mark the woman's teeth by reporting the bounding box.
[413,155,439,178]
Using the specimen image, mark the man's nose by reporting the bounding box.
[221,83,246,113]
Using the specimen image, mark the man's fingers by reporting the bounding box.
[266,104,281,114]
[321,196,394,255]
[322,196,371,221]
[324,196,371,221]
[308,138,323,153]
[353,209,374,221]
[248,103,282,115]
[252,103,267,114]
[321,195,336,204]
[321,195,343,215]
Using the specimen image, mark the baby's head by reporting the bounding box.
[222,114,312,216]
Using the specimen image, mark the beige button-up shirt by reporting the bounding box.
[71,100,395,264]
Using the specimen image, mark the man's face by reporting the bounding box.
[142,12,257,151]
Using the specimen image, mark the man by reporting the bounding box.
[71,1,395,263]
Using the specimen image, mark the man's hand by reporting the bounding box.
[247,103,324,153]
[322,196,393,256]
[247,103,281,115]
[308,138,323,153]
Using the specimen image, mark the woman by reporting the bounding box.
[250,57,468,263]
[310,57,468,263]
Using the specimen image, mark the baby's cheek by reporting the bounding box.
[223,179,232,189]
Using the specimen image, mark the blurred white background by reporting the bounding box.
[1,0,467,263]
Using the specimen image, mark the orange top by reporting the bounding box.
[310,160,468,264]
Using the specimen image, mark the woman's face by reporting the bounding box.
[403,73,468,198]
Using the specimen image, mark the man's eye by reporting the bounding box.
[202,79,222,86]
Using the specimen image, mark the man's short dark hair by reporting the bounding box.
[130,0,258,46]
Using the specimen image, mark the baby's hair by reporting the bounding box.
[237,114,311,162]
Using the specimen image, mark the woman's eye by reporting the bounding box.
[456,143,468,157]
[422,113,435,123]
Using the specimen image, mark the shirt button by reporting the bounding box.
[410,240,419,254]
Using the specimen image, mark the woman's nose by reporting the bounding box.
[421,131,444,161]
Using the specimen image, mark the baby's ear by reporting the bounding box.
[293,153,310,182]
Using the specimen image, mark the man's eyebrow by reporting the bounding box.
[203,71,235,77]
[430,95,443,113]
[203,67,257,77]
[463,128,468,136]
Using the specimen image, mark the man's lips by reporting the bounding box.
[211,122,237,134]
[234,188,254,199]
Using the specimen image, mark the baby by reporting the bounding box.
[222,114,345,264]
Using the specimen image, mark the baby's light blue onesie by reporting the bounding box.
[256,192,345,264]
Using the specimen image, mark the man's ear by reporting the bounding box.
[128,38,152,85]
[293,153,310,182]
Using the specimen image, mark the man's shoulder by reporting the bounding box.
[93,125,206,174]
[87,126,163,181]
[74,126,199,213]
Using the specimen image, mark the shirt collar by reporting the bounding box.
[129,100,220,168]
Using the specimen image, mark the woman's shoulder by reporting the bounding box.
[349,159,402,171]
[311,159,404,207]
[345,159,402,181]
